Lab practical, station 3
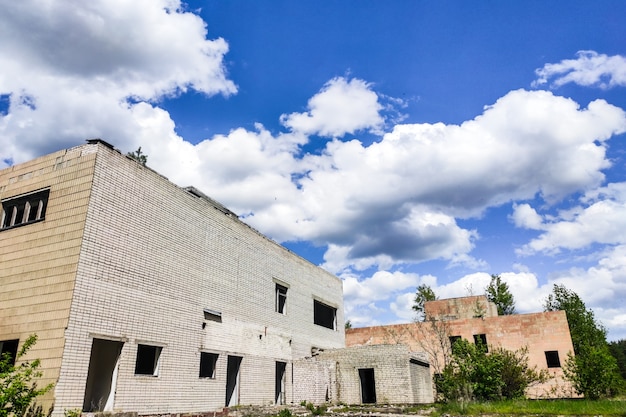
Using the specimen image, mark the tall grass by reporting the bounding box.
[435,399,626,416]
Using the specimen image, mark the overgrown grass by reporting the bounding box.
[434,399,626,416]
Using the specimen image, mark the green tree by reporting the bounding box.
[608,339,626,380]
[127,147,148,166]
[485,274,516,315]
[1,335,53,417]
[544,284,621,399]
[412,284,437,321]
[344,320,352,330]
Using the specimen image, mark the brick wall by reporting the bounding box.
[0,144,99,411]
[52,142,344,414]
[294,345,433,405]
[424,295,498,320]
[346,309,576,398]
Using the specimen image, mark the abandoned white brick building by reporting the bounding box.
[0,140,433,416]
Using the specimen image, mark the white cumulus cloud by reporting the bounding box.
[533,51,626,89]
[280,77,384,137]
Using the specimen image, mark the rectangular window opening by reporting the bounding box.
[276,284,287,314]
[313,300,337,330]
[473,334,488,351]
[135,344,162,376]
[545,350,561,368]
[0,339,19,366]
[199,352,218,378]
[1,189,50,231]
[448,336,462,350]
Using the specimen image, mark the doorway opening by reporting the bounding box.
[275,361,287,404]
[225,355,242,407]
[83,339,124,412]
[358,368,376,404]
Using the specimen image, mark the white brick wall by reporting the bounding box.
[293,345,433,406]
[51,143,344,414]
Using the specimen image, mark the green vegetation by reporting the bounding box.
[304,401,327,416]
[609,339,626,380]
[435,339,547,402]
[433,399,626,416]
[127,147,148,166]
[413,284,438,321]
[485,274,516,315]
[0,335,53,417]
[544,284,623,398]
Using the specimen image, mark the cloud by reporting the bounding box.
[517,183,626,255]
[545,244,626,340]
[533,51,626,89]
[342,270,434,326]
[3,10,626,339]
[254,89,624,271]
[510,203,543,229]
[280,77,384,137]
[0,0,235,166]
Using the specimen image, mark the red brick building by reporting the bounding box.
[346,295,576,398]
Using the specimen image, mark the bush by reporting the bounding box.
[0,335,53,417]
[435,339,547,402]
[563,346,622,399]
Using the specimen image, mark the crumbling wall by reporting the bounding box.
[316,345,433,405]
[292,357,337,405]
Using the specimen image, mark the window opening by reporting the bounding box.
[203,308,222,323]
[134,344,162,376]
[313,300,337,330]
[545,350,561,368]
[199,352,218,378]
[1,189,49,230]
[276,284,287,314]
[0,339,19,366]
[448,336,462,350]
[473,334,488,352]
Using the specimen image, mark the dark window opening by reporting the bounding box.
[545,350,561,368]
[473,334,488,352]
[203,308,222,323]
[449,336,462,350]
[0,339,19,366]
[276,284,287,314]
[314,300,336,330]
[134,344,162,376]
[1,189,49,230]
[199,352,218,378]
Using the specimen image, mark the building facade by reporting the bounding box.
[292,345,432,405]
[1,140,347,415]
[346,296,577,398]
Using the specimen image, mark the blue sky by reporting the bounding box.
[2,1,626,340]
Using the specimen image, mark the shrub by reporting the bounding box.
[0,335,53,417]
[435,339,547,402]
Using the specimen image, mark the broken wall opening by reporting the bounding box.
[358,368,376,404]
[226,355,242,407]
[83,338,124,412]
[275,361,287,404]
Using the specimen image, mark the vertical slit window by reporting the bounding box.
[276,284,287,314]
